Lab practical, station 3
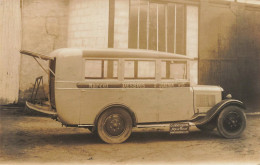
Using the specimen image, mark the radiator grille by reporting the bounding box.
[196,95,216,107]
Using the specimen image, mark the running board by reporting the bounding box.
[137,123,170,128]
[26,101,57,115]
[137,122,196,134]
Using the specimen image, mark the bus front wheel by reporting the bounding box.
[217,106,246,139]
[97,108,132,144]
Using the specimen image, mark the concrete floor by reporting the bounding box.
[0,106,260,164]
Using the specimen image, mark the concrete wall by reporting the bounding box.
[0,0,21,104]
[68,0,109,48]
[19,0,69,102]
[67,0,129,49]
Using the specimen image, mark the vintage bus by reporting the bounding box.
[21,48,247,144]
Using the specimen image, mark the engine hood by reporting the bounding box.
[192,85,223,114]
[192,85,224,92]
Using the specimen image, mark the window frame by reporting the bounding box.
[83,57,190,83]
[128,0,187,55]
[160,60,188,80]
[123,59,156,80]
[84,59,119,79]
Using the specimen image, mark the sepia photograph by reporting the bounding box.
[0,0,260,164]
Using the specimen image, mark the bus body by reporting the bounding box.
[23,48,247,143]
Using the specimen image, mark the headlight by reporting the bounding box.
[226,94,232,99]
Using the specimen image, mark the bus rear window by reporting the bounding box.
[85,60,118,79]
[161,61,187,80]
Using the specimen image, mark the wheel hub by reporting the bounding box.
[223,111,242,133]
[104,114,125,136]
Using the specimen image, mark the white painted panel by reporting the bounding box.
[237,0,260,5]
[186,5,198,58]
[190,60,198,85]
[186,5,198,85]
[114,0,129,48]
[0,0,21,104]
[78,87,194,124]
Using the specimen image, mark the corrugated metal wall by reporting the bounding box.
[0,0,21,104]
[199,1,260,108]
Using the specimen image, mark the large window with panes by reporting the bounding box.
[129,0,186,55]
[85,58,187,81]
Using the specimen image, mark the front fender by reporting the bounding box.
[194,99,246,126]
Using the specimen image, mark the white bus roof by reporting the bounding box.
[50,48,195,60]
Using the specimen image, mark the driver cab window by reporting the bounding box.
[161,61,187,80]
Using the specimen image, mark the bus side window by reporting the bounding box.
[124,61,135,78]
[138,61,155,78]
[85,60,102,78]
[124,60,155,79]
[103,60,118,78]
[161,61,187,80]
[85,59,118,79]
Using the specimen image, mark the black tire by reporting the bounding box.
[97,108,132,144]
[217,106,246,139]
[196,119,216,131]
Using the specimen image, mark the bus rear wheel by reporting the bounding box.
[97,108,132,144]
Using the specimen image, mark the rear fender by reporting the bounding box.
[194,99,246,126]
[92,104,137,131]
